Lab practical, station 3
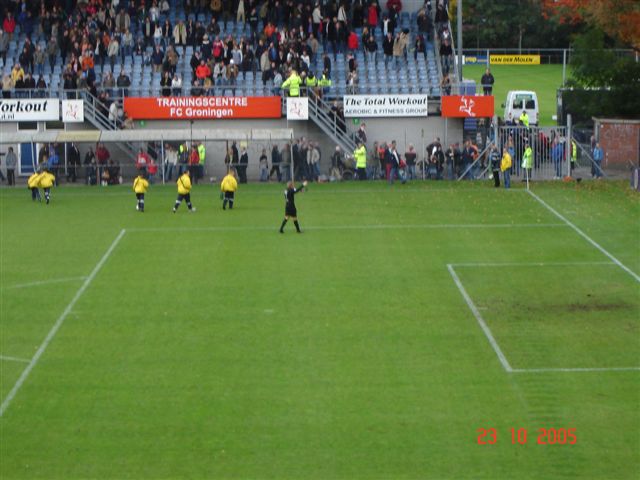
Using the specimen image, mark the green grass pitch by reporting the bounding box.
[1,180,639,479]
[462,64,564,127]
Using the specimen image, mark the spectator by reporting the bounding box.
[440,38,453,74]
[36,75,47,97]
[195,59,211,81]
[136,148,151,171]
[107,35,120,70]
[173,20,187,54]
[365,34,377,63]
[152,45,164,73]
[6,147,17,186]
[405,144,417,180]
[383,32,394,65]
[259,148,269,182]
[592,142,604,178]
[2,74,12,98]
[46,36,58,73]
[367,2,380,34]
[481,68,494,96]
[3,13,16,41]
[0,29,7,66]
[172,74,183,96]
[160,71,172,96]
[122,29,134,62]
[116,70,131,97]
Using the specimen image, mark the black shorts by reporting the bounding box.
[285,204,297,217]
[136,193,144,200]
[224,191,234,200]
[177,193,191,202]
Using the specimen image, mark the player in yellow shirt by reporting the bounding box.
[220,168,238,210]
[133,171,150,212]
[27,171,43,202]
[38,169,56,204]
[173,170,196,213]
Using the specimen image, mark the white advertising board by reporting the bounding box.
[286,97,309,120]
[62,100,84,123]
[0,99,60,122]
[343,94,428,117]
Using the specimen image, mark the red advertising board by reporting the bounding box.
[123,96,281,120]
[441,95,494,118]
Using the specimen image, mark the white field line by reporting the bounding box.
[130,223,567,233]
[450,261,616,268]
[3,276,87,290]
[0,229,127,418]
[512,367,640,373]
[527,190,640,283]
[446,264,513,372]
[0,355,30,364]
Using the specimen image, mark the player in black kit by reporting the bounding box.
[279,180,308,233]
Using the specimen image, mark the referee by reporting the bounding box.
[279,180,308,233]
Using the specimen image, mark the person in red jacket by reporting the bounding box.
[386,0,402,14]
[188,145,200,183]
[195,59,211,80]
[367,2,379,34]
[347,30,359,52]
[3,13,16,40]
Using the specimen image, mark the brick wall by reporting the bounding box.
[599,122,640,168]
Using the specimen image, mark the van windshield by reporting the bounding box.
[513,94,535,110]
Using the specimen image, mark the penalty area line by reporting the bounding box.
[129,223,567,233]
[0,229,127,418]
[527,190,640,283]
[447,264,513,373]
[449,261,616,268]
[512,367,640,373]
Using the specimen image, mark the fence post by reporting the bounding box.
[562,49,567,87]
[566,114,572,177]
[161,139,165,185]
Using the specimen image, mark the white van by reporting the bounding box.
[503,90,539,126]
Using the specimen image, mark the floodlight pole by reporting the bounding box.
[457,0,463,83]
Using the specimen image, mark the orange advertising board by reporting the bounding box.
[123,96,282,120]
[441,95,494,118]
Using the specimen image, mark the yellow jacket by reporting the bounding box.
[133,176,149,194]
[353,145,367,168]
[500,152,512,172]
[38,172,55,188]
[281,73,302,97]
[522,146,533,169]
[177,173,192,195]
[220,174,238,192]
[27,172,42,188]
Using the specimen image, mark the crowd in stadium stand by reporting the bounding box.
[0,0,445,106]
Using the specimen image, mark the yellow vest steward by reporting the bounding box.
[197,144,206,164]
[500,152,512,172]
[220,174,238,192]
[38,172,55,188]
[522,146,533,169]
[133,176,149,193]
[306,76,317,87]
[282,73,302,96]
[572,141,577,161]
[354,145,367,168]
[27,172,42,188]
[519,112,530,127]
[177,173,192,195]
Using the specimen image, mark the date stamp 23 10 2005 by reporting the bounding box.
[477,428,577,445]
